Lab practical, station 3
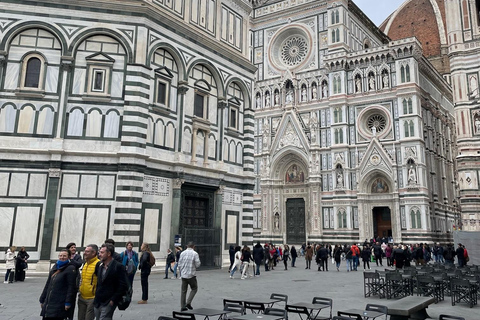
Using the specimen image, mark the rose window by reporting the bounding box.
[367,114,387,133]
[280,36,308,66]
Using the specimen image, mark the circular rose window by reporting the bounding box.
[280,36,308,66]
[268,24,313,71]
[367,114,387,133]
[357,106,392,139]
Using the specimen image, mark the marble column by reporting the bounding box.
[191,128,198,164]
[170,178,184,247]
[217,100,227,161]
[0,51,6,91]
[203,133,209,167]
[37,168,61,271]
[176,82,189,153]
[214,185,224,230]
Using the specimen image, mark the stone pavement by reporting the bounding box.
[0,263,476,320]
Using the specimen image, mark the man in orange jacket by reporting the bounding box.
[351,243,360,271]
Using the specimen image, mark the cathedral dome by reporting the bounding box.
[380,0,448,71]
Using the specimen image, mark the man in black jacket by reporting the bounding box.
[94,243,128,320]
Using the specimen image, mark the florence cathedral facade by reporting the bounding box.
[0,0,476,268]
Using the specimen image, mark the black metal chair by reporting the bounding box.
[363,272,384,298]
[270,293,288,308]
[244,301,266,314]
[159,317,177,320]
[223,299,244,307]
[385,271,409,299]
[286,305,312,320]
[172,311,196,320]
[439,315,465,320]
[223,303,245,319]
[332,317,352,320]
[265,307,288,320]
[416,275,444,302]
[365,304,387,320]
[451,278,478,308]
[336,311,362,320]
[311,297,332,320]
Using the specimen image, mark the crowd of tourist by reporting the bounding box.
[226,239,471,279]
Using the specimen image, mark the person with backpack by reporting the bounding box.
[94,243,128,319]
[78,244,100,320]
[350,243,360,271]
[138,242,153,304]
[120,241,139,288]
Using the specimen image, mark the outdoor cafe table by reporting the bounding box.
[183,307,232,320]
[287,302,330,319]
[342,309,385,320]
[231,314,284,320]
[235,297,282,308]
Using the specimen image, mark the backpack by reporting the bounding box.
[117,286,132,311]
[126,258,135,275]
[148,251,156,267]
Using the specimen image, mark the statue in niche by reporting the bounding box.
[470,75,479,99]
[312,86,317,99]
[475,113,480,133]
[355,77,362,92]
[301,88,307,102]
[256,95,261,108]
[265,93,271,107]
[322,83,328,98]
[371,126,377,136]
[337,172,344,188]
[286,90,293,104]
[408,166,417,184]
[274,213,280,231]
[369,74,375,91]
[274,91,279,105]
[383,73,389,88]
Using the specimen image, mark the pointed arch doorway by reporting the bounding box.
[286,198,306,244]
[372,206,392,239]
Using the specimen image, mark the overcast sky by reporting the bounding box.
[352,0,405,26]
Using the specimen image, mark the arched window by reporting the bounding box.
[408,98,413,113]
[333,76,341,94]
[334,128,343,144]
[338,210,347,228]
[24,58,41,88]
[333,107,340,123]
[403,99,408,114]
[410,209,421,229]
[21,54,46,90]
[403,98,413,114]
[401,65,406,83]
[404,120,414,137]
[405,65,411,82]
[335,28,340,42]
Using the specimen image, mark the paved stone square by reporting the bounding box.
[0,263,476,320]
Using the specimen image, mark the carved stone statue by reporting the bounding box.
[322,83,328,98]
[408,167,417,184]
[355,77,362,92]
[274,92,279,105]
[369,75,375,91]
[256,95,261,108]
[383,73,389,88]
[274,213,280,230]
[312,86,317,99]
[371,126,377,136]
[301,88,307,102]
[337,172,344,187]
[286,90,293,104]
[265,93,270,107]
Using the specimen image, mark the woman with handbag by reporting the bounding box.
[229,246,242,279]
[15,246,29,281]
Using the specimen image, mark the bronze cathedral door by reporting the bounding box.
[286,198,306,244]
